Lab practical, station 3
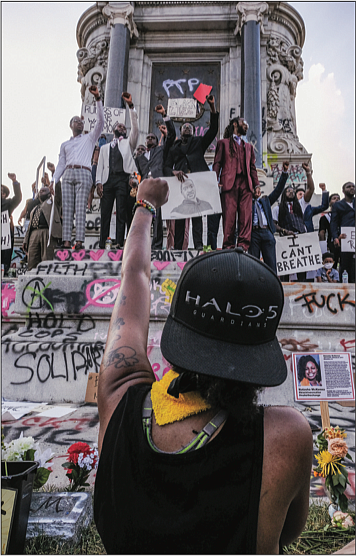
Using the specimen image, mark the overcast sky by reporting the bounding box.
[2,1,355,221]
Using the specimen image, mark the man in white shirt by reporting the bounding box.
[51,85,104,249]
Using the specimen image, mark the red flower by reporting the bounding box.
[67,442,90,464]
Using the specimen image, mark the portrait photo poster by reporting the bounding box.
[161,171,222,220]
[292,352,355,402]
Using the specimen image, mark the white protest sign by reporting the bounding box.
[161,171,222,220]
[341,226,355,252]
[167,98,197,119]
[257,176,274,199]
[275,232,322,276]
[292,352,355,402]
[1,210,11,250]
[82,104,125,134]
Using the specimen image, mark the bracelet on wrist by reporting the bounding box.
[133,199,156,218]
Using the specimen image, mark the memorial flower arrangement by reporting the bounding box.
[62,441,99,492]
[313,425,353,512]
[331,511,354,530]
[2,432,54,489]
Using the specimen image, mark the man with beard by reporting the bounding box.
[51,85,103,250]
[319,191,341,269]
[213,117,259,251]
[164,95,218,250]
[23,183,62,271]
[96,92,139,249]
[135,104,176,249]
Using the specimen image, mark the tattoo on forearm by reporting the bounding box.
[119,295,127,306]
[104,346,139,370]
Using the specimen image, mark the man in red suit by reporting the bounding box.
[213,117,259,250]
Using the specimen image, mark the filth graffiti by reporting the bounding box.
[151,249,199,262]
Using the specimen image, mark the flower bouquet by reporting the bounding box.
[2,432,53,489]
[62,442,98,492]
[313,425,353,513]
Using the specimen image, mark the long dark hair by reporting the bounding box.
[278,188,304,227]
[223,117,241,159]
[171,365,262,427]
[297,355,321,383]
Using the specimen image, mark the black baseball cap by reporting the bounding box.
[161,248,287,387]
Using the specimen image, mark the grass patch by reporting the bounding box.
[284,502,355,555]
[25,501,354,555]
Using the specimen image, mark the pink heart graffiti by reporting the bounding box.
[56,250,70,261]
[90,250,104,261]
[177,262,187,270]
[108,251,123,261]
[72,250,86,261]
[153,261,171,271]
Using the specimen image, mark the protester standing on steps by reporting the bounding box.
[51,85,104,250]
[330,181,355,283]
[213,116,259,251]
[1,173,22,276]
[318,191,341,270]
[164,94,219,250]
[96,92,139,249]
[135,104,176,249]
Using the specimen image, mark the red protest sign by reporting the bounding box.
[193,84,212,104]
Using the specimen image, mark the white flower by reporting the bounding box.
[3,434,36,462]
[34,447,54,469]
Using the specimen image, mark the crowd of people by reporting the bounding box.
[2,86,354,283]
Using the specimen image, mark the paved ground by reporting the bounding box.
[2,398,354,509]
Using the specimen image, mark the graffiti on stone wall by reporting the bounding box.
[1,283,16,318]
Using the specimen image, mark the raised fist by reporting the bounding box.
[122,92,133,106]
[7,173,16,182]
[89,85,100,100]
[155,104,166,116]
[206,95,215,105]
[282,161,289,172]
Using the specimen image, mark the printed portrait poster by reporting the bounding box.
[292,352,355,402]
[1,210,11,250]
[161,171,222,220]
[275,232,322,276]
[82,105,125,134]
[341,227,355,253]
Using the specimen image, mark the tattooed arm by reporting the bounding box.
[97,177,169,452]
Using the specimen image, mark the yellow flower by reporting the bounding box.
[315,450,345,477]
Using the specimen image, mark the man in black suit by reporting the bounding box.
[135,104,176,249]
[330,182,355,283]
[164,95,219,250]
[249,161,289,273]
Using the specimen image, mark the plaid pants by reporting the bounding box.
[61,168,92,242]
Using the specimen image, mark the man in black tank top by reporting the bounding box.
[95,177,313,554]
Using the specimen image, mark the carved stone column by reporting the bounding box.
[102,2,138,108]
[236,2,268,170]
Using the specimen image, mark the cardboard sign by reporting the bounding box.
[161,171,222,220]
[275,232,322,276]
[35,156,46,194]
[82,105,125,134]
[1,488,17,554]
[341,226,355,252]
[85,372,99,404]
[292,352,355,402]
[193,83,212,104]
[1,211,11,250]
[167,98,197,119]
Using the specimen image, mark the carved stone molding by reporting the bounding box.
[76,38,110,104]
[102,2,139,38]
[235,2,268,35]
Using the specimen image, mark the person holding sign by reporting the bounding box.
[51,85,104,250]
[249,161,289,272]
[94,176,313,554]
[297,355,322,387]
[1,174,22,276]
[164,94,219,250]
[96,92,138,249]
[330,182,355,283]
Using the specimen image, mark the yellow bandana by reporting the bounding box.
[151,370,211,426]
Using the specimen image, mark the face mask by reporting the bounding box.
[324,263,333,270]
